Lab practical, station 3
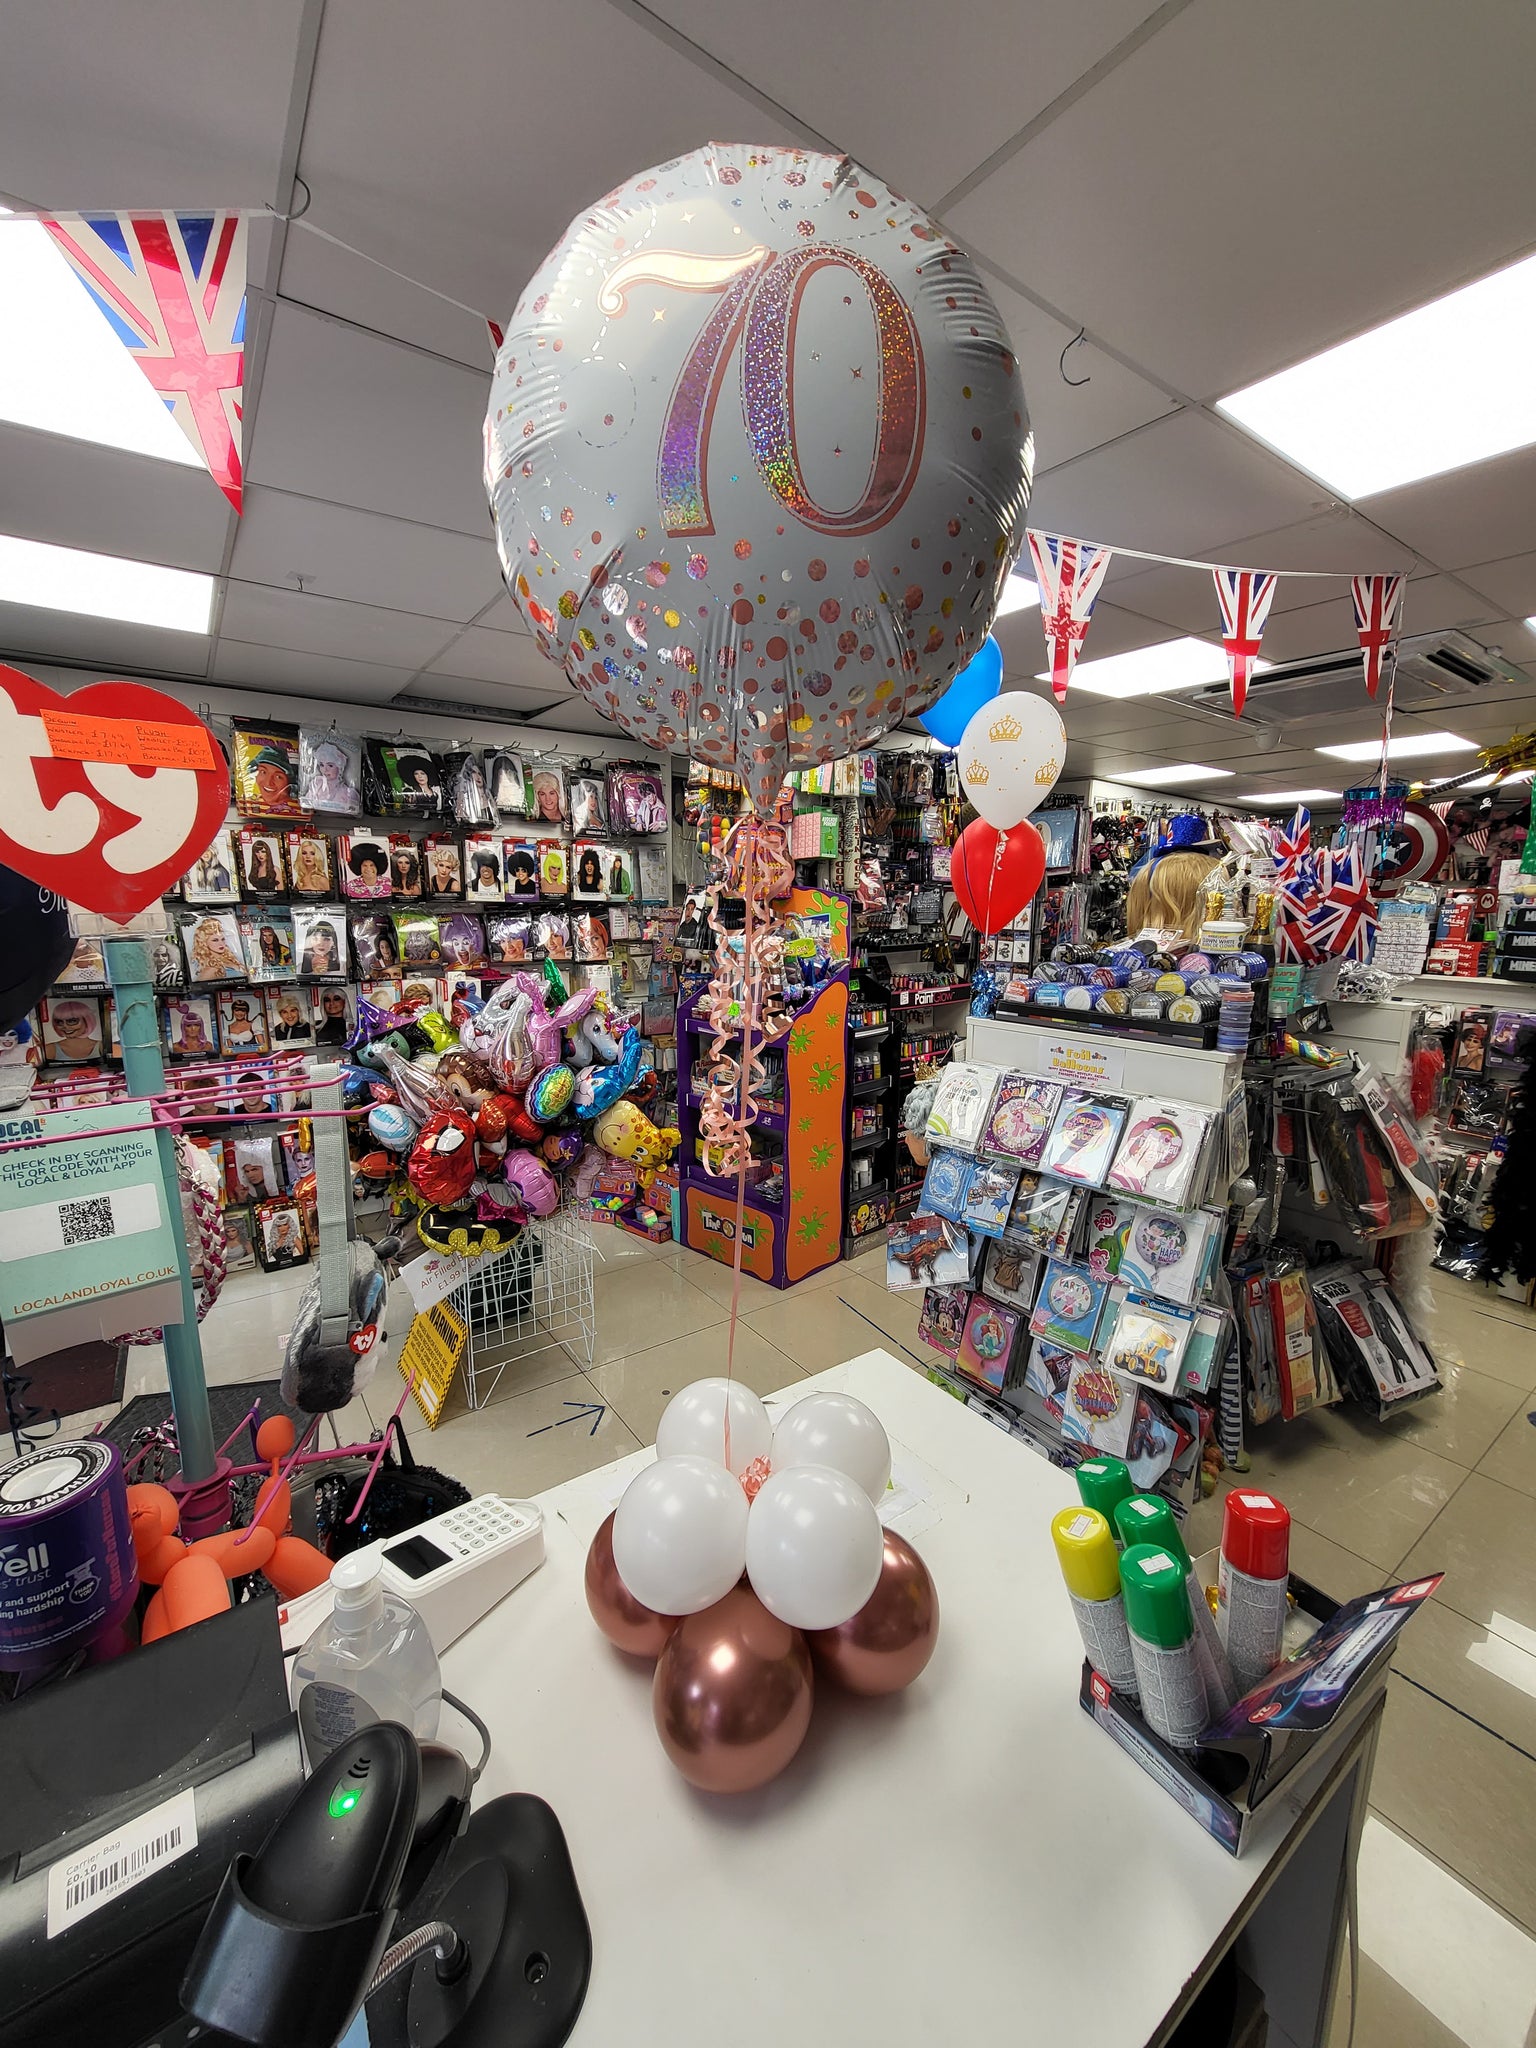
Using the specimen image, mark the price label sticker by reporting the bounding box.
[40,710,221,772]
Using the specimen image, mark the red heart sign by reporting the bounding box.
[0,664,230,921]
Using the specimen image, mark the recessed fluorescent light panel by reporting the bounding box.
[0,219,203,467]
[1046,636,1255,699]
[1317,731,1477,763]
[1239,789,1342,804]
[1218,250,1536,498]
[0,534,214,632]
[1104,763,1233,786]
[994,574,1040,618]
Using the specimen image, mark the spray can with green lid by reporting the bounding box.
[1075,1456,1134,1535]
[1051,1506,1138,1699]
[1113,1493,1236,1716]
[1120,1543,1208,1750]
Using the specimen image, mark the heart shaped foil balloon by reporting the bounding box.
[0,665,231,919]
[485,144,1033,812]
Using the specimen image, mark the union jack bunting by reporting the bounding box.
[1350,574,1405,698]
[1026,530,1114,704]
[43,212,247,512]
[1273,805,1322,965]
[1310,840,1378,964]
[1212,566,1279,717]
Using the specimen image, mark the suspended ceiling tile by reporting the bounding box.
[294,0,812,319]
[0,424,234,574]
[0,606,210,678]
[995,598,1182,682]
[245,301,491,536]
[398,673,570,715]
[983,276,1178,474]
[208,639,417,702]
[278,225,494,372]
[1103,510,1419,630]
[0,0,310,210]
[1365,447,1536,572]
[947,0,1536,399]
[474,593,529,635]
[1027,411,1325,561]
[424,626,564,688]
[1456,553,1536,620]
[642,0,1155,205]
[230,488,502,622]
[217,582,457,668]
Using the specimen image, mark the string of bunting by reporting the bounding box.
[1026,527,1410,716]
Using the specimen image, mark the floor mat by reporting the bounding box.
[6,1340,124,1424]
[99,1380,312,1469]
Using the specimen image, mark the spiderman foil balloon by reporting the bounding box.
[485,144,1033,812]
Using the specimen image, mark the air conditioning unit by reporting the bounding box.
[1178,630,1523,727]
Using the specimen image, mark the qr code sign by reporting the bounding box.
[60,1196,115,1247]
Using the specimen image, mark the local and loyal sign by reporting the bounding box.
[0,1102,180,1320]
[0,664,230,920]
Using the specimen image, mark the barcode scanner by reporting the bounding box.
[180,1722,426,2046]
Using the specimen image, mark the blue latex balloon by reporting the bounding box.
[918,635,1003,747]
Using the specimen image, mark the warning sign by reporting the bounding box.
[396,1298,468,1428]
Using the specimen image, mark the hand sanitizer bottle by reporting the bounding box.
[291,1552,442,1760]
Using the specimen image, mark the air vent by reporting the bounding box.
[1178,630,1522,727]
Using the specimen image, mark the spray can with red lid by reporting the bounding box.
[1218,1490,1291,1691]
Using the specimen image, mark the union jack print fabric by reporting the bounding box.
[1026,530,1114,704]
[1350,574,1405,698]
[1212,566,1278,717]
[43,212,247,512]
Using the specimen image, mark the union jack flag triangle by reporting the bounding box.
[1350,574,1405,698]
[1026,530,1114,704]
[43,212,247,513]
[1212,566,1278,717]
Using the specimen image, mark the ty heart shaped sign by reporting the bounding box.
[0,664,230,921]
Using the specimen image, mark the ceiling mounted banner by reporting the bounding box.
[1212,566,1279,717]
[1350,574,1406,698]
[42,212,247,513]
[1026,531,1114,704]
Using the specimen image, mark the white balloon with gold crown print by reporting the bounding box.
[958,692,1065,830]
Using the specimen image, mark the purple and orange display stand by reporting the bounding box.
[676,890,850,1290]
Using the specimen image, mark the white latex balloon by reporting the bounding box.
[771,1392,891,1505]
[745,1465,884,1631]
[656,1378,774,1478]
[958,691,1066,828]
[612,1455,749,1616]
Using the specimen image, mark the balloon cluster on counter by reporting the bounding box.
[341,965,679,1253]
[584,1381,939,1792]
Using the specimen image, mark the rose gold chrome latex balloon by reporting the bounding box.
[652,1584,813,1792]
[584,1511,680,1660]
[806,1528,938,1695]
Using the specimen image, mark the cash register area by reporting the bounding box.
[45,1227,1536,2048]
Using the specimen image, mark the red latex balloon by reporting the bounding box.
[951,817,1046,934]
[652,1585,813,1793]
[806,1528,939,1695]
[585,1511,680,1660]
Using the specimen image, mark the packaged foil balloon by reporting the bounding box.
[485,144,1033,810]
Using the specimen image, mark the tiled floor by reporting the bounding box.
[22,1235,1536,2048]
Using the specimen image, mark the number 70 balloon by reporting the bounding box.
[485,144,1034,812]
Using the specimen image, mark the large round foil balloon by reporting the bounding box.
[486,144,1033,810]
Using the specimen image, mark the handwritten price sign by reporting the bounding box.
[0,665,230,920]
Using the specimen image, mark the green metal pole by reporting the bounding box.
[104,935,217,1482]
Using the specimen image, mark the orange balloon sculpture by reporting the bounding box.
[652,1585,813,1793]
[806,1528,940,1696]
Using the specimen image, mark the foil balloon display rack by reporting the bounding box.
[585,1379,939,1793]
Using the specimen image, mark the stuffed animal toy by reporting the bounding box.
[592,1097,680,1189]
[281,1235,396,1412]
